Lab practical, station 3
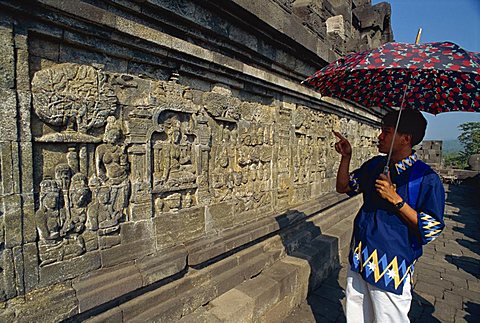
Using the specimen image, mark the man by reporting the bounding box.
[334,109,445,322]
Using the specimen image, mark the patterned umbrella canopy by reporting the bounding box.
[304,41,480,114]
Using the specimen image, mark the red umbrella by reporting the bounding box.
[304,41,480,171]
[304,41,480,114]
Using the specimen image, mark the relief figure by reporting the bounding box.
[94,119,130,219]
[153,114,196,191]
[36,180,65,240]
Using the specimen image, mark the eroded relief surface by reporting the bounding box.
[29,62,377,269]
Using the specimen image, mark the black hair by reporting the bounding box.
[382,109,427,146]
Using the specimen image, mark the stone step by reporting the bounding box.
[173,198,360,322]
[82,241,282,322]
[178,256,310,323]
[185,192,352,266]
[325,217,354,260]
[84,196,360,322]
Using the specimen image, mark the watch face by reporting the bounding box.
[395,201,405,209]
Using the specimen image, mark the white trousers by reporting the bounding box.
[345,268,412,323]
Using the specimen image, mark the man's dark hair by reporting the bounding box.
[382,109,427,146]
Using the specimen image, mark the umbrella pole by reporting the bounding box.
[383,29,422,175]
[383,83,409,175]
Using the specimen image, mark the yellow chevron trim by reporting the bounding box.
[425,229,442,238]
[355,241,412,289]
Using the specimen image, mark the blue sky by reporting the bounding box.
[372,0,480,140]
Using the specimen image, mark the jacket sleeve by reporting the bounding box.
[346,168,362,197]
[346,157,380,197]
[415,172,446,244]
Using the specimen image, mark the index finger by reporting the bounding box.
[332,131,346,141]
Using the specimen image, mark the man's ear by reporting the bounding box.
[402,134,413,146]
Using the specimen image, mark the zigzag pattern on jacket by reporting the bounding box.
[352,241,413,290]
[394,154,418,174]
[420,212,443,242]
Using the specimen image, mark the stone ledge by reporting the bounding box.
[231,0,337,63]
[186,191,351,266]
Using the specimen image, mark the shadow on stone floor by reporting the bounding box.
[445,255,480,279]
[464,301,480,322]
[275,210,344,322]
[306,267,346,322]
[409,292,438,322]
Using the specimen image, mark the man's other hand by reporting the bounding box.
[375,172,402,204]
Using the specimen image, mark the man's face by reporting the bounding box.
[377,126,405,153]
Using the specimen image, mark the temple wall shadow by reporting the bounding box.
[275,193,361,322]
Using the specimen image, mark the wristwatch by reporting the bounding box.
[394,200,405,210]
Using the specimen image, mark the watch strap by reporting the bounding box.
[394,200,405,209]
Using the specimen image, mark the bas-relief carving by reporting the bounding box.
[206,97,274,216]
[31,64,132,266]
[150,111,198,212]
[31,63,117,143]
[29,63,378,272]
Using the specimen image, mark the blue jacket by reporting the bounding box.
[347,153,445,294]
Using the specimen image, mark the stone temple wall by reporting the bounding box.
[0,0,392,320]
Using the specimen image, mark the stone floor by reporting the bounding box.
[284,183,480,322]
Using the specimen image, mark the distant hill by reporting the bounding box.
[442,139,463,153]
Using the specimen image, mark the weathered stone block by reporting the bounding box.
[264,259,300,299]
[3,194,22,248]
[23,242,39,292]
[166,206,206,243]
[211,263,248,297]
[152,216,176,250]
[206,201,234,232]
[99,236,121,251]
[352,2,390,30]
[210,288,254,323]
[116,16,173,48]
[13,246,25,295]
[262,293,296,323]
[13,283,78,322]
[0,90,17,142]
[235,275,281,319]
[83,306,123,323]
[120,220,154,244]
[120,270,213,321]
[0,25,14,89]
[15,48,30,91]
[100,238,155,268]
[0,305,14,322]
[73,261,143,312]
[137,245,187,285]
[21,192,37,244]
[28,36,60,62]
[178,307,223,323]
[83,230,99,252]
[132,296,184,322]
[39,251,101,286]
[1,248,16,300]
[203,254,239,279]
[282,256,312,304]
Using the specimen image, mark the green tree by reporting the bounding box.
[457,122,480,168]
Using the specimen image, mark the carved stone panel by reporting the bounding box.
[25,60,379,298]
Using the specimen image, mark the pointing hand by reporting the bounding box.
[333,131,352,158]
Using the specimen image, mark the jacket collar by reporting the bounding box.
[393,152,418,175]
